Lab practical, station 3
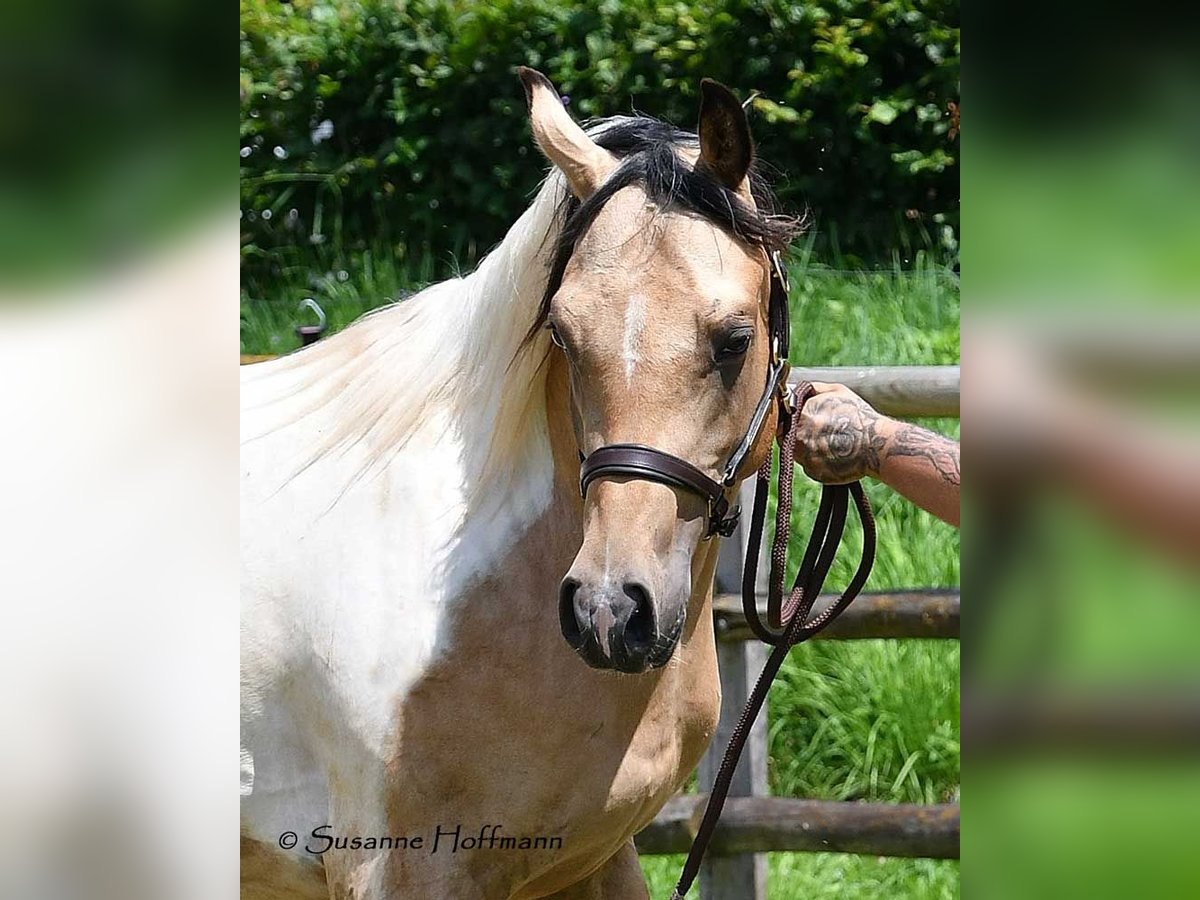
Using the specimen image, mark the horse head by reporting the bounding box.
[519,68,797,673]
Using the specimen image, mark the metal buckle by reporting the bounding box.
[771,250,789,292]
[777,363,795,418]
[706,492,742,538]
[711,505,741,538]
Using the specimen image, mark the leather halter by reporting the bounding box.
[578,251,794,537]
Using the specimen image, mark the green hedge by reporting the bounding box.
[240,0,958,286]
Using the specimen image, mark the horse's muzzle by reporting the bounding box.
[558,576,679,673]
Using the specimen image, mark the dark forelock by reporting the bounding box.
[527,114,803,342]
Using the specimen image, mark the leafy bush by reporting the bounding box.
[240,0,958,289]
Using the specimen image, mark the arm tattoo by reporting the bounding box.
[801,397,890,482]
[885,423,961,487]
[797,391,960,490]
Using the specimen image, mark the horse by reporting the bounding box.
[241,68,800,899]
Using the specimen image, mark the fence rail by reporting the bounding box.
[714,589,959,642]
[239,356,961,418]
[636,796,960,860]
[788,365,959,418]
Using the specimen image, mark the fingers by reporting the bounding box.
[798,381,849,413]
[809,381,860,399]
[804,382,879,417]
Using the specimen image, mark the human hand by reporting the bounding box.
[792,382,895,484]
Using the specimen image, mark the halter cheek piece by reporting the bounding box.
[570,251,877,900]
[578,251,794,538]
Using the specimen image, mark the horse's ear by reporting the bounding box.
[517,67,617,199]
[696,78,753,190]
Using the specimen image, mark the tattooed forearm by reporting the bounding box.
[793,383,960,526]
[883,422,961,488]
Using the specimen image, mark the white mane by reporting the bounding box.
[241,172,568,507]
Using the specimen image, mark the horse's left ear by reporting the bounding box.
[696,78,753,190]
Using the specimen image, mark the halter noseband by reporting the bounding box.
[577,251,793,537]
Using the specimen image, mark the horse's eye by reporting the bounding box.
[546,321,567,350]
[715,330,752,362]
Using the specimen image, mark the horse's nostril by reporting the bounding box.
[622,581,656,651]
[558,576,584,648]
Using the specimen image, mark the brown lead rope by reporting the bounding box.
[670,382,877,899]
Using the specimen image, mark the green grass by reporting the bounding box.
[643,854,959,900]
[240,243,442,354]
[240,245,960,898]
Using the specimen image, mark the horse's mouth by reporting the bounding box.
[561,612,681,674]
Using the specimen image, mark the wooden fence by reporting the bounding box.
[632,364,960,898]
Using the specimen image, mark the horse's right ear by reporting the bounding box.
[517,66,617,199]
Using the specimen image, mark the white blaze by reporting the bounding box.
[623,292,648,382]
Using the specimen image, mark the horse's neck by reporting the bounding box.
[442,350,581,599]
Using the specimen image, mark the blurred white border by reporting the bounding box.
[0,214,239,900]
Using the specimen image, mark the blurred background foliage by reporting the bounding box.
[239,0,959,295]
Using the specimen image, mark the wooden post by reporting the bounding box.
[698,479,769,899]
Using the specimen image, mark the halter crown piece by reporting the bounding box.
[573,251,876,900]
